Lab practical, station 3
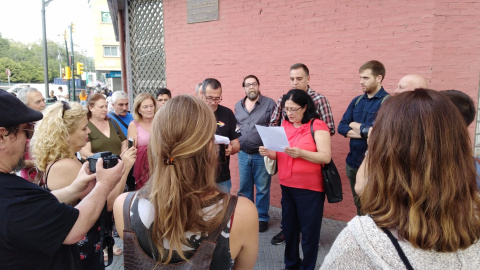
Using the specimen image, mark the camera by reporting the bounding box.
[87,151,121,173]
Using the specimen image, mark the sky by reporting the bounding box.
[0,0,95,55]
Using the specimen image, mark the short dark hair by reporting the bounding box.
[242,75,260,87]
[442,89,476,126]
[290,63,309,76]
[201,78,222,95]
[155,88,171,99]
[359,60,386,82]
[58,86,63,90]
[282,89,319,124]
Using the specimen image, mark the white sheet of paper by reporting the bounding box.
[255,125,289,152]
[214,134,230,144]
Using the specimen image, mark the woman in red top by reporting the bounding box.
[260,89,331,270]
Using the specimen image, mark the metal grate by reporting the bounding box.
[126,0,166,98]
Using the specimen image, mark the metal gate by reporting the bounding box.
[125,0,166,99]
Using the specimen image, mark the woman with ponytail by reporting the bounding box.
[114,95,259,269]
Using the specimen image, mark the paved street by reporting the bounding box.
[107,206,347,270]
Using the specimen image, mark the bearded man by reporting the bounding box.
[234,75,276,233]
[338,60,390,215]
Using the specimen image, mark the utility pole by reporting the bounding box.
[41,0,54,98]
[70,23,76,101]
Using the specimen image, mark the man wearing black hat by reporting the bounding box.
[0,89,125,269]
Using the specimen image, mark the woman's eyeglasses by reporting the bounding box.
[283,106,302,113]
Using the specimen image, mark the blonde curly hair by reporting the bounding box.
[31,101,88,171]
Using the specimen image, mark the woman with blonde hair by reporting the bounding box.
[114,95,259,269]
[321,89,480,269]
[127,93,157,189]
[32,101,136,269]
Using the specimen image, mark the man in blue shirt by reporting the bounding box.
[108,91,133,137]
[338,60,389,215]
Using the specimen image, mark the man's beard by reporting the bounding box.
[247,91,259,101]
[12,157,25,172]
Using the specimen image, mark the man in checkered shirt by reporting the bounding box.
[269,63,335,135]
[268,63,335,246]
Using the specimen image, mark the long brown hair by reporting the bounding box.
[361,89,480,252]
[144,95,226,263]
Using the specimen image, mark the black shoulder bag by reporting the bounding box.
[310,120,343,203]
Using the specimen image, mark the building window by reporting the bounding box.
[101,12,112,23]
[104,46,120,57]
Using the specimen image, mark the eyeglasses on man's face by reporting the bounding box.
[205,96,222,103]
[16,123,35,139]
[244,82,258,88]
[283,106,302,113]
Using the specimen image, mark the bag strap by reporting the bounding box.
[207,195,238,241]
[109,119,120,136]
[111,113,129,129]
[123,191,137,231]
[354,94,390,107]
[309,119,316,143]
[381,227,414,270]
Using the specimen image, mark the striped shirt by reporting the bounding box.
[269,88,335,135]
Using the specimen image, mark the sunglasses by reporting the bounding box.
[17,123,35,139]
[61,101,71,118]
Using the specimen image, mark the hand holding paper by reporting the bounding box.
[255,125,290,152]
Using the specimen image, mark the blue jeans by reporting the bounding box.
[237,151,271,222]
[281,185,325,270]
[217,179,231,194]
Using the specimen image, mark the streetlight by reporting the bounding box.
[41,0,54,98]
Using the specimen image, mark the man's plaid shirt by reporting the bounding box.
[269,88,335,135]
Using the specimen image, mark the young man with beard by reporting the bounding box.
[338,60,389,215]
[235,75,276,233]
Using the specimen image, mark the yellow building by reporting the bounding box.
[90,0,122,91]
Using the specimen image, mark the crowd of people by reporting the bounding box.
[1,60,480,270]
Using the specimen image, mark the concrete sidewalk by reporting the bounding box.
[107,206,347,270]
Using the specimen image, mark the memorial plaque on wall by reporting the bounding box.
[187,0,219,24]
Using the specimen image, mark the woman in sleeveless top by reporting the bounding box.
[113,95,259,269]
[31,101,137,270]
[127,93,157,190]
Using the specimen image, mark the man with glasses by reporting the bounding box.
[201,78,241,193]
[269,63,336,245]
[235,75,276,233]
[338,60,390,215]
[0,89,125,269]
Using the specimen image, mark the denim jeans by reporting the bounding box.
[217,179,232,194]
[237,151,271,222]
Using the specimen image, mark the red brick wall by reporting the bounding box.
[162,0,480,222]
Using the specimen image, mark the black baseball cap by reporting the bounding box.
[0,89,43,127]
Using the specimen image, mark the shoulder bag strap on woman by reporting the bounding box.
[381,227,414,270]
[309,119,343,203]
